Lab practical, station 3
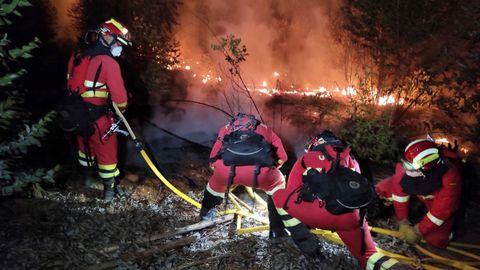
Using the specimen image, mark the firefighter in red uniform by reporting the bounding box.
[272,131,412,270]
[199,113,288,238]
[376,139,462,248]
[66,18,130,201]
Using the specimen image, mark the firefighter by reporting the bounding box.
[199,113,288,239]
[376,139,462,248]
[66,18,131,201]
[272,131,412,269]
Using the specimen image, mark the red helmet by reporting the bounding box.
[99,18,132,46]
[402,139,440,171]
[305,130,343,151]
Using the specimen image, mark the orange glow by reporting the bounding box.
[170,59,408,106]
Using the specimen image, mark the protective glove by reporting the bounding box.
[398,220,422,244]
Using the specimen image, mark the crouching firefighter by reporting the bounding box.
[376,138,462,248]
[272,131,412,269]
[62,18,131,201]
[199,113,288,239]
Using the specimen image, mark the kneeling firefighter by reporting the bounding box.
[376,138,462,248]
[64,18,131,201]
[199,113,288,239]
[272,131,412,269]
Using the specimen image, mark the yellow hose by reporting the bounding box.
[415,244,479,270]
[113,103,201,209]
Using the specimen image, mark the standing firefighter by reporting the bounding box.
[272,131,412,270]
[199,113,288,239]
[376,139,462,248]
[63,18,131,201]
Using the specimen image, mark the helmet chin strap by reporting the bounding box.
[99,33,117,48]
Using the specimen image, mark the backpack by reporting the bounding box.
[284,143,375,255]
[215,113,275,203]
[296,145,375,215]
[218,113,275,167]
[58,54,108,137]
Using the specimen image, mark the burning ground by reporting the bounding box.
[1,141,479,270]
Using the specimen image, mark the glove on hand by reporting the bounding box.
[398,220,421,244]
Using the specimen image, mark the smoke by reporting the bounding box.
[174,0,345,87]
[160,0,346,157]
[49,0,78,42]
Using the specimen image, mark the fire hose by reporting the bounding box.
[112,103,480,270]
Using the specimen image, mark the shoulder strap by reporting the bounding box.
[90,62,103,95]
[311,144,335,161]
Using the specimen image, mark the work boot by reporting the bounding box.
[200,208,218,221]
[113,178,128,198]
[199,189,223,220]
[102,177,115,201]
[82,167,101,189]
[268,196,289,243]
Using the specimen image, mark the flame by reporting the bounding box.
[170,58,407,105]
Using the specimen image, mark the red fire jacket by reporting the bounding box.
[381,162,462,236]
[67,54,128,110]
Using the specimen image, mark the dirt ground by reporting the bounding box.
[1,144,479,270]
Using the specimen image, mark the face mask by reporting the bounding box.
[111,46,123,57]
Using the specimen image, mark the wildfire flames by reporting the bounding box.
[172,60,405,106]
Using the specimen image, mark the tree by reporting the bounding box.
[339,0,457,100]
[0,0,58,196]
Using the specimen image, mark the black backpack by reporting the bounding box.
[285,144,375,254]
[57,90,107,137]
[299,161,375,215]
[214,113,275,200]
[218,113,275,167]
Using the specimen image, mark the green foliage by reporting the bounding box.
[211,34,264,121]
[0,0,58,196]
[0,0,32,25]
[340,112,399,165]
[341,71,400,165]
[211,34,248,75]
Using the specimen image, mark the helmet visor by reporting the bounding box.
[401,158,417,171]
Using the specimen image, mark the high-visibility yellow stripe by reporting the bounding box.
[382,259,400,269]
[367,253,385,270]
[98,169,119,179]
[84,80,107,89]
[98,164,117,171]
[114,101,128,108]
[276,207,289,215]
[78,159,90,167]
[427,212,444,226]
[81,91,109,98]
[392,194,410,203]
[265,181,285,196]
[413,150,439,169]
[283,217,301,227]
[367,253,400,270]
[419,195,435,200]
[206,182,225,198]
[107,19,129,35]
